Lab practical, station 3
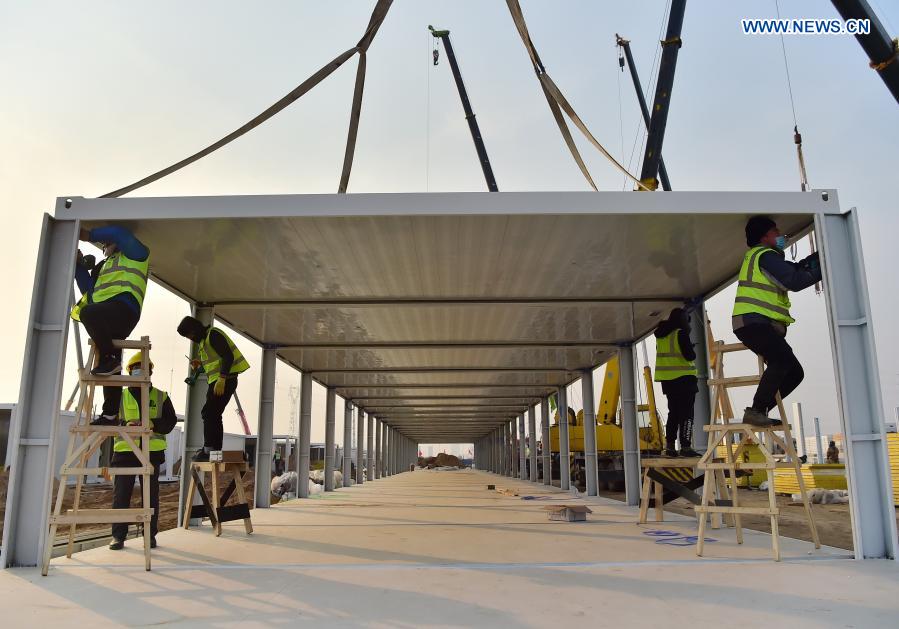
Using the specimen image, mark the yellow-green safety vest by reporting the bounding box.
[732,246,795,325]
[199,327,250,384]
[71,251,149,321]
[115,387,168,452]
[654,330,697,382]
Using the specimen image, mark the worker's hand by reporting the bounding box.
[213,377,226,396]
[190,359,202,370]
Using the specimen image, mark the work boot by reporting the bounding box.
[90,355,121,377]
[679,447,701,458]
[90,414,119,426]
[192,448,210,462]
[109,538,124,551]
[663,446,678,458]
[742,407,776,426]
[150,537,157,549]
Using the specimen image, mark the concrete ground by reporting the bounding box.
[0,469,897,627]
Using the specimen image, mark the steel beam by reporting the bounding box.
[311,367,578,374]
[297,372,313,498]
[557,386,570,490]
[528,405,538,482]
[324,387,336,491]
[215,297,684,309]
[817,208,897,559]
[277,341,619,350]
[541,398,551,485]
[518,413,527,480]
[343,400,353,484]
[582,369,599,496]
[366,412,374,481]
[254,348,277,507]
[619,345,640,506]
[1,216,77,568]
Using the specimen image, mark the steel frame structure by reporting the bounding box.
[2,189,894,568]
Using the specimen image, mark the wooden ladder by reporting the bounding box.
[695,333,820,561]
[42,336,155,575]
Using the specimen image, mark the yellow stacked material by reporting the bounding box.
[888,433,899,505]
[716,443,767,487]
[773,464,847,495]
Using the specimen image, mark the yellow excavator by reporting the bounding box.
[549,355,664,490]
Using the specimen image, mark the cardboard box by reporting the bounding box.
[543,504,592,522]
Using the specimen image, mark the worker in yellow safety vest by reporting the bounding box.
[177,316,250,461]
[654,307,700,458]
[733,216,821,426]
[72,225,150,426]
[109,352,177,550]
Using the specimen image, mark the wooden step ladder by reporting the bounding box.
[42,337,155,575]
[694,333,820,561]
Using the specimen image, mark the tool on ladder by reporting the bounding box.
[43,337,155,575]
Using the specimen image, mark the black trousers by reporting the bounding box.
[661,376,698,448]
[735,324,804,413]
[111,450,165,541]
[201,376,238,450]
[79,300,140,416]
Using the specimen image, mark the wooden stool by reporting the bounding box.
[638,457,731,529]
[182,460,253,536]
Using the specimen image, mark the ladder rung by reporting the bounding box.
[695,506,779,516]
[60,466,152,476]
[707,376,760,387]
[70,425,151,434]
[51,508,153,525]
[704,423,791,431]
[78,374,152,387]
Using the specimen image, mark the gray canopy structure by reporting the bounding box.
[2,189,895,568]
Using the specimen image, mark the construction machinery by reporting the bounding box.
[549,355,664,490]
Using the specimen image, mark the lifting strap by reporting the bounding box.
[505,0,648,191]
[102,0,393,199]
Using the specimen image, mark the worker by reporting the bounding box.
[110,352,177,550]
[654,307,700,458]
[826,440,840,464]
[176,316,250,461]
[734,216,821,426]
[72,226,150,425]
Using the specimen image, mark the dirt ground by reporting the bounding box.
[0,469,256,544]
[605,487,899,551]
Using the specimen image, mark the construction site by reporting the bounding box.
[1,1,898,626]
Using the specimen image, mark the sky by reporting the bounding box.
[1,1,897,453]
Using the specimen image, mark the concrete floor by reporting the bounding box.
[1,469,897,627]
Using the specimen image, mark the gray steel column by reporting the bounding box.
[381,419,388,476]
[793,402,807,458]
[619,345,640,506]
[1,217,77,567]
[180,304,214,524]
[254,348,277,507]
[518,413,527,480]
[504,421,512,476]
[690,304,712,451]
[511,420,519,478]
[818,207,898,559]
[374,418,382,479]
[528,406,538,482]
[581,369,599,496]
[558,386,571,491]
[366,413,374,481]
[356,408,365,484]
[387,426,394,475]
[541,398,552,486]
[297,372,313,498]
[343,400,353,484]
[324,388,336,492]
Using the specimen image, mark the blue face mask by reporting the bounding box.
[131,368,143,376]
[774,235,787,251]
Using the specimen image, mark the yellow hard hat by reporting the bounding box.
[126,352,154,371]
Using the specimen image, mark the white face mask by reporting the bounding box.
[131,368,143,376]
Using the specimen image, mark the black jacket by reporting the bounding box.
[654,317,696,362]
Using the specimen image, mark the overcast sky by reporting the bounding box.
[1,1,897,450]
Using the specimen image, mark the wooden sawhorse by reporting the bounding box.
[182,461,253,536]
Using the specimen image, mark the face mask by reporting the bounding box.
[774,235,787,251]
[131,368,143,376]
